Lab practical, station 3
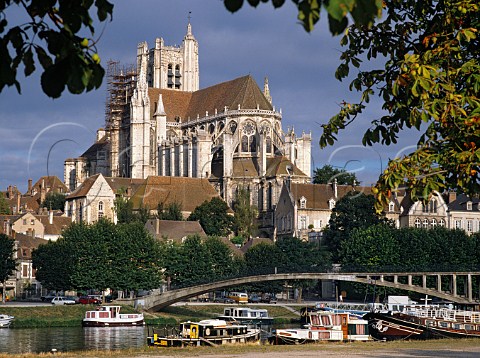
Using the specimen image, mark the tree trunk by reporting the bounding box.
[296,287,303,303]
[2,280,6,304]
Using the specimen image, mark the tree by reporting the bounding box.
[0,0,113,98]
[0,192,11,214]
[319,1,480,212]
[157,202,183,221]
[233,187,258,239]
[41,192,65,211]
[224,0,382,34]
[0,233,16,303]
[323,191,391,261]
[313,164,359,185]
[32,239,74,292]
[115,196,149,224]
[188,197,235,237]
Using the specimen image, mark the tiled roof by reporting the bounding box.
[81,135,109,159]
[288,183,373,210]
[148,75,272,122]
[130,176,225,213]
[66,174,101,199]
[104,177,145,195]
[13,232,49,257]
[232,158,259,177]
[146,219,206,242]
[265,157,308,178]
[448,193,480,211]
[36,215,72,235]
[31,176,69,195]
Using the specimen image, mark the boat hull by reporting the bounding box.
[364,311,480,341]
[82,319,144,327]
[274,328,344,345]
[148,329,260,347]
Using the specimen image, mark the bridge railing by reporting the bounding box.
[167,264,480,290]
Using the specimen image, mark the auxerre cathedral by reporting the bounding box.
[64,22,312,237]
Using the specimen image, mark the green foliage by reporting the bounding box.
[223,0,382,33]
[323,191,391,261]
[188,197,235,236]
[33,220,163,294]
[0,192,11,214]
[313,164,359,185]
[115,196,149,224]
[0,0,113,97]
[161,234,241,288]
[233,187,258,239]
[231,236,246,246]
[319,0,480,212]
[0,233,16,283]
[32,239,74,291]
[157,201,183,221]
[41,192,66,211]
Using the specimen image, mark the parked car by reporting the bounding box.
[41,295,55,303]
[248,294,262,303]
[51,296,76,305]
[261,294,277,304]
[78,296,101,305]
[213,297,235,304]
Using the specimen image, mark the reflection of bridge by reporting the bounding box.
[116,272,480,312]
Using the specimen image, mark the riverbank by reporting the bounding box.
[0,303,299,328]
[1,338,480,358]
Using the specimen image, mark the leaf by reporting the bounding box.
[272,0,285,8]
[328,13,348,36]
[224,0,244,12]
[41,61,68,98]
[23,48,35,76]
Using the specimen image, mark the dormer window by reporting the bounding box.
[300,196,306,209]
[388,201,395,212]
[467,201,472,210]
[328,198,335,210]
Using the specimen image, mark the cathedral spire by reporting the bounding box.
[263,77,272,104]
[187,11,192,36]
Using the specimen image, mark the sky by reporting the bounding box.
[0,0,420,193]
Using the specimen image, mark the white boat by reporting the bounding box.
[82,305,144,327]
[147,319,261,347]
[0,314,14,328]
[218,307,274,325]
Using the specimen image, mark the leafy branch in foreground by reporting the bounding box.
[319,0,480,212]
[0,0,113,98]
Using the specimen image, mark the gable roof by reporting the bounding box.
[146,219,206,242]
[36,215,72,236]
[288,183,373,210]
[81,135,109,159]
[148,75,272,122]
[66,174,102,199]
[240,237,274,254]
[447,193,480,211]
[130,176,227,213]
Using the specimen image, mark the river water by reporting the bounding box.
[0,324,276,354]
[0,326,148,354]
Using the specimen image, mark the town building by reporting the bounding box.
[64,22,311,238]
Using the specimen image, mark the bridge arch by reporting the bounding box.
[115,272,480,312]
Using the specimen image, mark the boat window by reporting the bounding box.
[321,316,330,325]
[426,320,435,326]
[439,321,449,328]
[465,324,473,330]
[453,324,463,330]
[311,315,320,325]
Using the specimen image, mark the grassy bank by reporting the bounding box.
[0,303,300,328]
[1,338,480,358]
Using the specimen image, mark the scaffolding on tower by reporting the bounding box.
[105,60,137,130]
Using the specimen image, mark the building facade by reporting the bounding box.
[64,22,312,238]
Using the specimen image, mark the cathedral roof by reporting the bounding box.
[265,157,308,178]
[130,176,228,213]
[80,135,109,160]
[148,75,273,122]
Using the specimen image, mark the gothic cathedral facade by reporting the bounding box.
[64,23,312,237]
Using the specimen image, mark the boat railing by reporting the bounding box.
[118,313,143,319]
[408,307,480,323]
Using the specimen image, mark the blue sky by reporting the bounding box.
[0,1,419,193]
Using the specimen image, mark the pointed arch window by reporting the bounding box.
[266,136,272,154]
[241,122,256,153]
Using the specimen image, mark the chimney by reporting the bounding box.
[126,186,132,197]
[448,191,457,203]
[49,210,53,225]
[16,193,20,214]
[333,178,338,198]
[40,178,46,203]
[28,179,32,194]
[7,185,12,198]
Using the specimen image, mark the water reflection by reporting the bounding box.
[0,326,146,354]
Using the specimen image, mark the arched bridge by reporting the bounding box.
[116,272,480,312]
